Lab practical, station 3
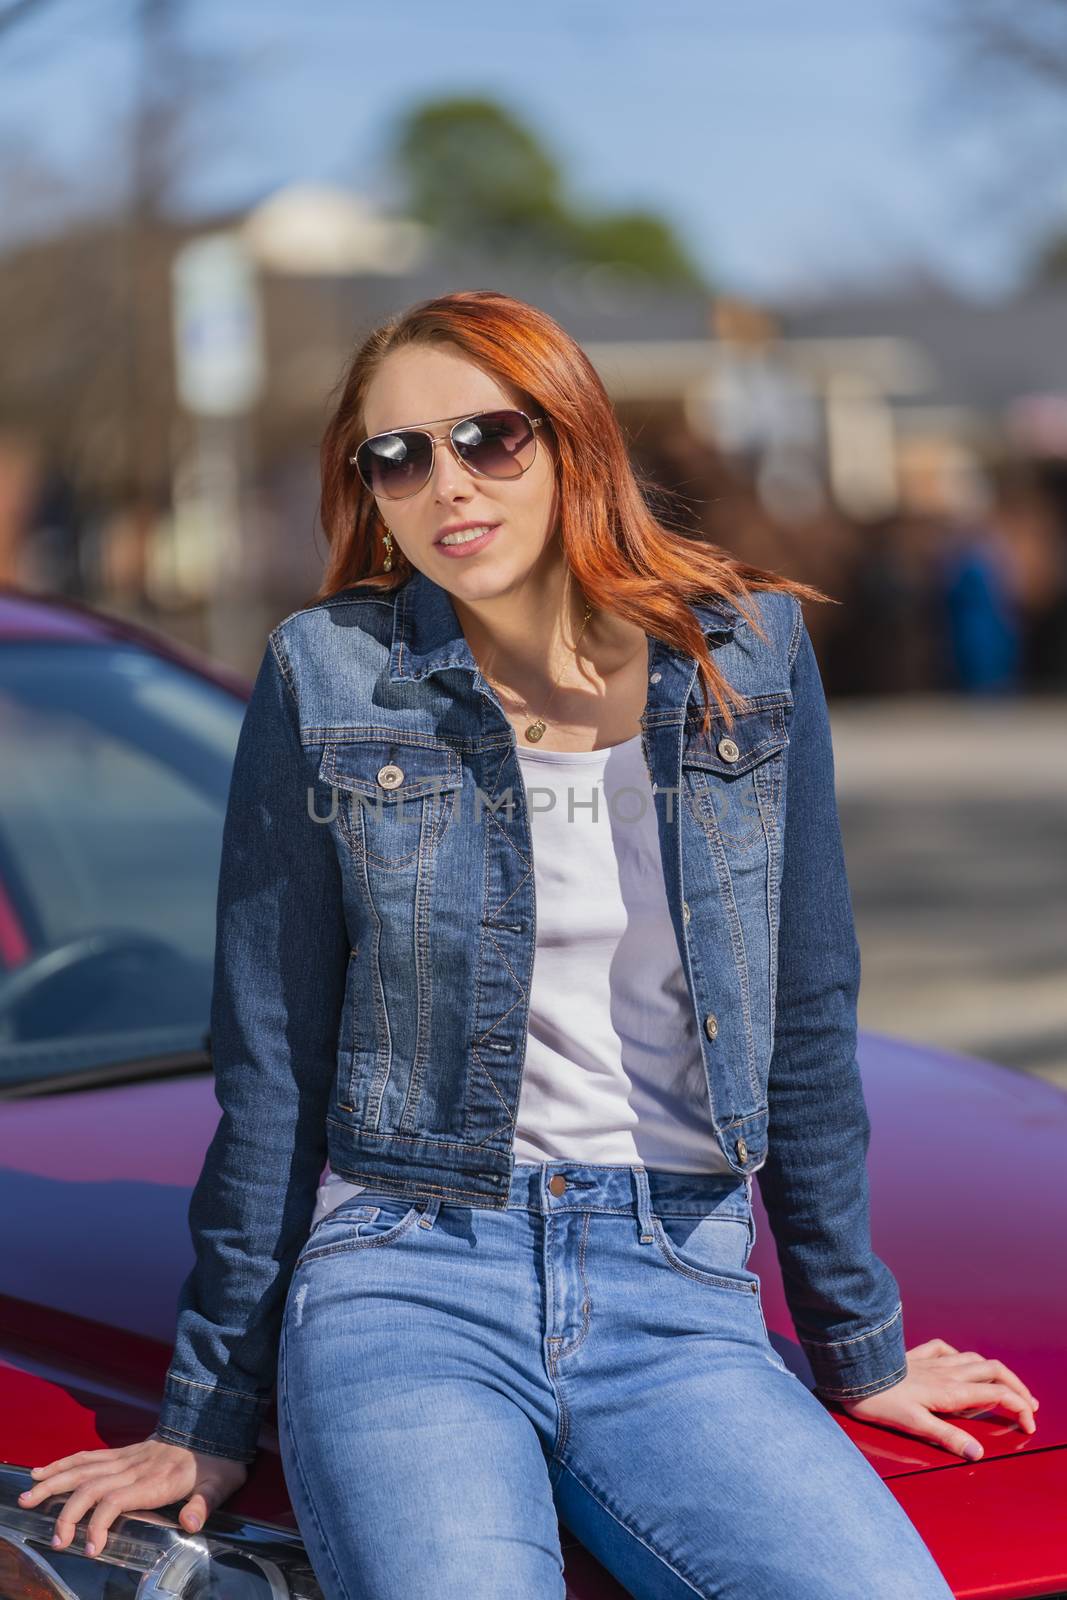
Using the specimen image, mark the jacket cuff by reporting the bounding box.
[150,1372,266,1463]
[801,1302,909,1402]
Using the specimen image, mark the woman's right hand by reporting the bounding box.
[17,1437,249,1557]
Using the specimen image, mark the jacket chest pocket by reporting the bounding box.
[319,735,463,868]
[681,695,790,854]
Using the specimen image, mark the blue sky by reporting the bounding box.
[0,0,1060,300]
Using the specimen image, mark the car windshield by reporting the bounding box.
[0,640,245,1091]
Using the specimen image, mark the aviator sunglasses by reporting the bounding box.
[349,408,545,501]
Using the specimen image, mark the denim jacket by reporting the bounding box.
[152,567,908,1463]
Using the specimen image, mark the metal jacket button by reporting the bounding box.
[376,764,405,789]
[704,1013,718,1040]
[548,1175,568,1196]
[736,1137,748,1161]
[683,901,691,924]
[717,738,740,763]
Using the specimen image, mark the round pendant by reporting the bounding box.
[525,720,547,742]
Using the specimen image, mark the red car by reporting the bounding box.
[0,586,1064,1599]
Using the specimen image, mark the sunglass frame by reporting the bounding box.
[348,410,546,500]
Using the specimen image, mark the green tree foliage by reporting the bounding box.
[390,95,708,287]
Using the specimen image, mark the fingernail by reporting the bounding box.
[85,1542,96,1558]
[52,1535,62,1548]
[964,1441,983,1460]
[18,1491,28,1501]
[187,1517,200,1531]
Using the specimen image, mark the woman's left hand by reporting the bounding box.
[836,1338,1039,1461]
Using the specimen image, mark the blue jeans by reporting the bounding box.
[278,1163,954,1599]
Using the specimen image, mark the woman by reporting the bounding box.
[22,291,1037,1598]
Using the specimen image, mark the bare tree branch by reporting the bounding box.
[932,0,1067,93]
[0,0,63,37]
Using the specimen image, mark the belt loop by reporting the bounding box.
[417,1195,441,1229]
[631,1165,655,1244]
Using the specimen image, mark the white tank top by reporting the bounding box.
[308,731,732,1230]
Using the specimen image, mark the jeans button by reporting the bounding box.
[736,1137,748,1162]
[704,1012,718,1041]
[650,671,662,683]
[377,763,405,789]
[716,738,740,763]
[548,1175,568,1196]
[683,901,691,924]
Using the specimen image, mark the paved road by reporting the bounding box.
[830,696,1067,1093]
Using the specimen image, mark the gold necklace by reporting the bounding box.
[482,600,594,743]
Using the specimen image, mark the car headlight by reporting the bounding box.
[1,1463,325,1598]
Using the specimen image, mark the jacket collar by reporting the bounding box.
[389,564,739,683]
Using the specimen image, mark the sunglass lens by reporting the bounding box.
[356,431,433,498]
[452,410,535,477]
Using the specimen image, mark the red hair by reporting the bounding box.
[317,289,831,734]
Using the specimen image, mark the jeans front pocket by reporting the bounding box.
[296,1192,426,1268]
[651,1198,761,1296]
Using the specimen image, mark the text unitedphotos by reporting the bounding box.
[306,784,760,828]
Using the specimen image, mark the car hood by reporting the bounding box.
[1,1034,1064,1503]
[756,1032,1067,1473]
[0,1072,302,1527]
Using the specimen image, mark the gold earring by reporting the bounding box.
[382,526,393,571]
